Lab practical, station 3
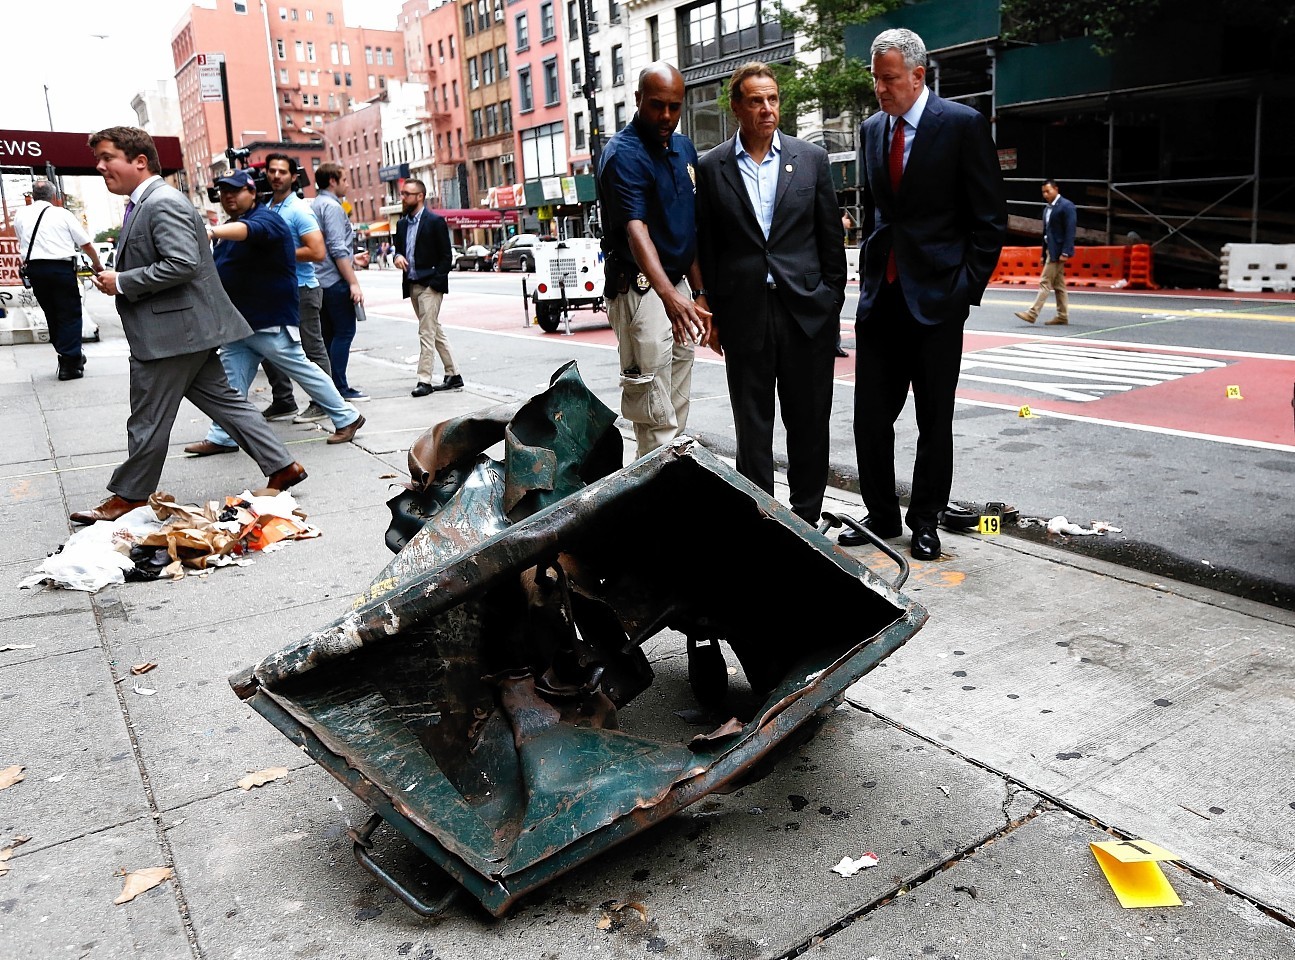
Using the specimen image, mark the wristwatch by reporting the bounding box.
[693,288,707,299]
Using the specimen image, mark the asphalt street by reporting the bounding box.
[351,267,1295,604]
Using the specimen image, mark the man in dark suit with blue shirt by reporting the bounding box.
[1016,178,1077,326]
[393,180,459,397]
[696,62,846,526]
[841,28,1006,560]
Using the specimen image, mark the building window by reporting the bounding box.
[279,68,289,83]
[365,46,373,64]
[540,2,555,41]
[341,42,350,65]
[484,50,497,85]
[515,13,529,50]
[279,6,287,19]
[299,69,308,84]
[680,0,784,68]
[609,0,620,23]
[518,67,533,112]
[486,104,499,136]
[438,39,445,61]
[567,0,578,34]
[501,99,513,132]
[345,72,352,86]
[330,42,339,64]
[543,58,559,106]
[386,48,394,66]
[306,41,316,62]
[468,57,479,89]
[283,92,292,105]
[463,4,475,37]
[276,38,286,59]
[234,0,248,12]
[498,45,509,78]
[290,8,298,20]
[614,101,626,130]
[295,40,304,61]
[590,51,601,91]
[369,75,377,89]
[571,57,582,90]
[333,71,341,85]
[452,79,459,106]
[306,9,313,21]
[449,36,455,57]
[612,45,623,85]
[477,0,489,31]
[574,112,586,151]
[520,121,567,178]
[648,15,660,60]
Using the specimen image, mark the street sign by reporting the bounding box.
[197,53,225,103]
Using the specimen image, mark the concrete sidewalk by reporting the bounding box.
[3,307,1295,959]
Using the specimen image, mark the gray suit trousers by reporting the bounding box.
[110,349,293,501]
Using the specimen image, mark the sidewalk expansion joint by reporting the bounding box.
[780,792,1047,958]
[846,701,1295,931]
[92,599,206,959]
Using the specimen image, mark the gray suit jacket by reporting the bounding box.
[114,179,251,361]
[696,133,846,352]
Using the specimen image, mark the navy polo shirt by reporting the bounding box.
[212,202,298,331]
[598,113,699,280]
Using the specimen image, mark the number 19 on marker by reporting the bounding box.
[978,515,1001,535]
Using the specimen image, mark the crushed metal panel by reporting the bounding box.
[232,365,927,918]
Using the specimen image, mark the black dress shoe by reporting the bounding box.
[431,374,464,391]
[838,515,903,546]
[410,382,434,397]
[911,526,941,561]
[834,347,849,358]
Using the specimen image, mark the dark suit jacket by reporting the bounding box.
[395,206,452,297]
[857,93,1006,326]
[114,179,252,361]
[696,134,846,350]
[1043,195,1077,262]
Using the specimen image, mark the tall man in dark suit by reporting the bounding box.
[1016,178,1076,326]
[842,28,1006,560]
[74,126,304,524]
[393,179,460,397]
[696,62,846,525]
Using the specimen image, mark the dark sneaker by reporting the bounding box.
[292,402,329,423]
[261,398,299,421]
[340,387,371,402]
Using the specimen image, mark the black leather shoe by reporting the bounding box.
[838,515,903,546]
[911,526,941,561]
[432,374,464,391]
[410,382,434,397]
[834,347,849,358]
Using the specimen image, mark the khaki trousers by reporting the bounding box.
[1025,257,1069,321]
[608,279,695,458]
[411,284,457,382]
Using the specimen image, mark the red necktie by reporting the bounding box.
[886,118,905,283]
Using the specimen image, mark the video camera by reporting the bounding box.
[205,146,309,203]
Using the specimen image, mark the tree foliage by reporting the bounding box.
[94,226,120,244]
[772,0,903,120]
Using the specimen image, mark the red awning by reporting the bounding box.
[435,208,520,229]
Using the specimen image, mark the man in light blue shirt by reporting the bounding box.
[696,63,846,526]
[257,153,331,421]
[312,162,370,402]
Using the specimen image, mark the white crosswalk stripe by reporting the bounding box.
[961,342,1227,402]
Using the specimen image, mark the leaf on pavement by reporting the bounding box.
[130,662,158,675]
[0,765,24,790]
[0,848,12,876]
[113,866,174,904]
[237,767,289,791]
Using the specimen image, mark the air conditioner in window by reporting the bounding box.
[500,153,514,164]
[494,8,504,21]
[613,72,624,85]
[571,83,584,98]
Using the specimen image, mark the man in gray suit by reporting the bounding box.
[73,126,305,524]
[696,62,846,525]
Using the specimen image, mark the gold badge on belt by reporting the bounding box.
[634,272,651,293]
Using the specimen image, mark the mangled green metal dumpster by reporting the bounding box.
[231,362,927,917]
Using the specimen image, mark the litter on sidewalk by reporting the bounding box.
[18,491,319,594]
[1090,838,1182,908]
[231,362,929,918]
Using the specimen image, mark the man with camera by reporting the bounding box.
[183,169,364,456]
[13,180,103,380]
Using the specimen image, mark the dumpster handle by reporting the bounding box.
[819,512,910,591]
[348,813,461,918]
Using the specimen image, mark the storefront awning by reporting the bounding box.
[434,208,520,229]
[365,221,391,236]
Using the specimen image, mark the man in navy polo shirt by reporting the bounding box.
[184,169,364,454]
[597,62,710,458]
